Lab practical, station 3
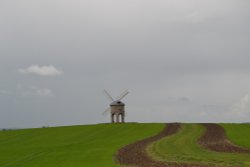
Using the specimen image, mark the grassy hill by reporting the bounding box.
[148,124,250,166]
[0,123,164,167]
[1,123,250,167]
[222,124,250,148]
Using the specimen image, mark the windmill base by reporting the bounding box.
[111,113,125,123]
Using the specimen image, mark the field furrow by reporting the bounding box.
[117,123,207,167]
[198,123,250,153]
[1,123,250,167]
[148,124,250,167]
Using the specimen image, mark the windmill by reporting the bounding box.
[103,90,129,123]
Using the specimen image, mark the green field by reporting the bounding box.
[1,123,250,167]
[0,123,164,167]
[148,124,250,166]
[222,124,250,149]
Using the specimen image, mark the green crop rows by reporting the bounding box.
[0,123,164,167]
[148,124,250,166]
[1,123,250,167]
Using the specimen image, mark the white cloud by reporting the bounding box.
[20,86,54,97]
[232,93,250,116]
[36,88,53,97]
[31,86,53,97]
[19,65,63,76]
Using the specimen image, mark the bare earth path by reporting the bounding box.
[116,123,207,167]
[198,123,250,153]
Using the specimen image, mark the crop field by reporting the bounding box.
[148,124,250,167]
[0,123,164,167]
[1,123,250,167]
[222,124,250,149]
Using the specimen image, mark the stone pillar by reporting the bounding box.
[116,114,119,123]
[111,114,114,123]
[121,114,125,123]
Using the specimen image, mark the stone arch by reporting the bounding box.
[111,113,125,123]
[119,113,124,123]
[111,113,115,123]
[116,113,120,123]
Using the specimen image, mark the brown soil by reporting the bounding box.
[198,123,250,153]
[116,123,207,167]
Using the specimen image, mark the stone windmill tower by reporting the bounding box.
[103,90,129,123]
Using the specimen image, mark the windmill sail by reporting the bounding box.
[103,90,114,102]
[116,90,129,101]
[102,107,111,115]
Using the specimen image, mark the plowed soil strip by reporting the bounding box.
[199,123,250,153]
[116,123,207,167]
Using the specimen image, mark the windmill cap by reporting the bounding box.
[110,101,125,106]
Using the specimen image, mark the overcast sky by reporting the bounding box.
[1,0,250,128]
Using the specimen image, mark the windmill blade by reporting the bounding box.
[102,107,111,116]
[103,90,114,102]
[116,90,129,101]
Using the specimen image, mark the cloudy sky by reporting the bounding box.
[0,0,250,128]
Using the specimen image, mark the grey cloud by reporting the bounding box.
[0,0,250,128]
[19,86,54,98]
[0,90,9,95]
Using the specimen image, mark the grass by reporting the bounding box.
[148,124,250,166]
[2,123,250,167]
[0,123,164,167]
[222,124,250,148]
